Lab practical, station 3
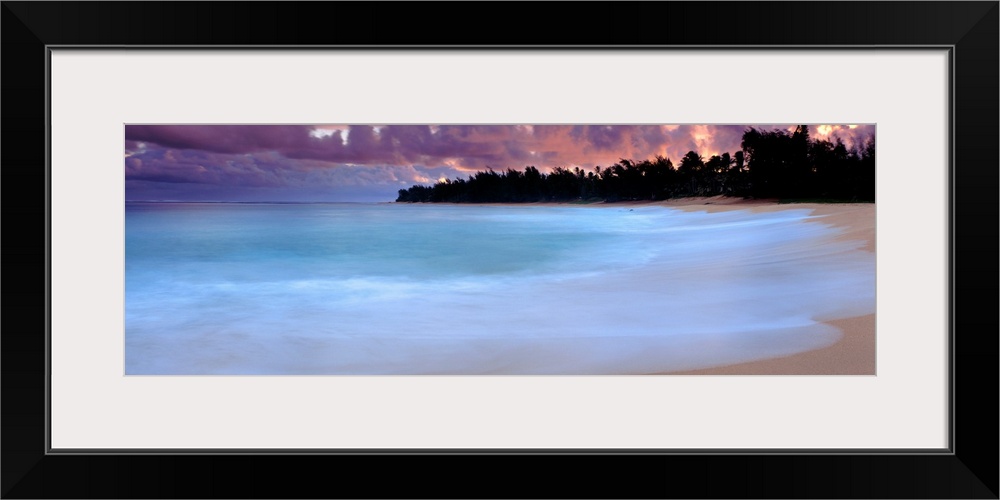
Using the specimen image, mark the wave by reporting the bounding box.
[125,204,874,374]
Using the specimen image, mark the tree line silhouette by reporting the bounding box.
[396,126,875,203]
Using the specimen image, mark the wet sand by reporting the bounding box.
[412,196,876,375]
[655,196,876,375]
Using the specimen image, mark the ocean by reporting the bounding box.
[124,202,875,374]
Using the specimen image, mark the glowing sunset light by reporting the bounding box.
[124,124,873,202]
[309,128,337,139]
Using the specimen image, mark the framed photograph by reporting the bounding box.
[4,2,996,498]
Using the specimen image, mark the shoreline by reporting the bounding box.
[131,197,875,375]
[421,196,877,374]
[656,197,876,374]
[448,195,877,375]
[401,196,876,374]
[662,313,876,375]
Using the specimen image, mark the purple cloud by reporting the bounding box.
[125,124,873,201]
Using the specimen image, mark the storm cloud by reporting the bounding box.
[125,124,873,201]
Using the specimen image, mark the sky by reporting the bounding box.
[125,124,873,202]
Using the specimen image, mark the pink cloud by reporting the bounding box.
[125,124,874,201]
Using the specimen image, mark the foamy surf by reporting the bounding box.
[124,203,874,374]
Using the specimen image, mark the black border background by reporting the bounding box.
[2,2,997,498]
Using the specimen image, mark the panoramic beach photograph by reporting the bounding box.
[124,124,875,375]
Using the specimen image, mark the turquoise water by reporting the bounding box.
[124,202,875,374]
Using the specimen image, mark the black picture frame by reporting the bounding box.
[3,2,996,498]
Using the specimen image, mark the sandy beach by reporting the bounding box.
[438,196,876,374]
[460,196,877,374]
[127,198,875,375]
[650,196,876,375]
